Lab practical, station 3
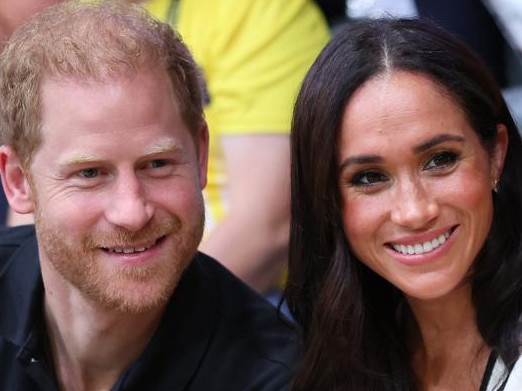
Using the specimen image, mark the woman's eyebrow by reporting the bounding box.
[413,134,465,154]
[339,155,383,171]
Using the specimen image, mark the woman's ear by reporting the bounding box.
[0,145,35,214]
[491,124,509,188]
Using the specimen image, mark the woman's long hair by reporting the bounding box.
[285,18,522,390]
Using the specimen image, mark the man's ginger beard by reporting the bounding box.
[32,187,205,314]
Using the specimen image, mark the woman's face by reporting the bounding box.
[337,71,507,301]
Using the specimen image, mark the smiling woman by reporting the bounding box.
[338,70,505,302]
[285,18,522,391]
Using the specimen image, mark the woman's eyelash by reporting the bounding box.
[423,150,460,170]
[350,170,388,186]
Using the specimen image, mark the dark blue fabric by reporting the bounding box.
[0,188,8,225]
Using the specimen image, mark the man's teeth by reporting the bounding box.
[106,243,154,254]
[392,232,450,255]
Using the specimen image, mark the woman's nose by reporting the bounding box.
[390,178,439,229]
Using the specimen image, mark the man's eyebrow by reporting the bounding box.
[59,140,184,167]
[339,134,466,171]
[142,139,183,156]
[412,134,465,153]
[59,152,102,167]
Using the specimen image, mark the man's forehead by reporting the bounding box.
[39,67,178,116]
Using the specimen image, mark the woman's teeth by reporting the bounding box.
[392,232,450,255]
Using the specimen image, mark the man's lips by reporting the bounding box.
[100,236,165,254]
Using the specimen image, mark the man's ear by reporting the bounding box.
[0,145,35,214]
[197,121,209,190]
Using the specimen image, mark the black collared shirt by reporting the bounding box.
[0,225,300,390]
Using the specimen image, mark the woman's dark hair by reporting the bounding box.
[285,17,522,390]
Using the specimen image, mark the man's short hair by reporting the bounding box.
[0,1,204,169]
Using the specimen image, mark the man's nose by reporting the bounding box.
[104,173,154,232]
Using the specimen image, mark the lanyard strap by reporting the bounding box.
[167,0,180,25]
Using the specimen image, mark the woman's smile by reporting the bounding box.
[389,229,452,256]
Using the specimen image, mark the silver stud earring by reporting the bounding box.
[493,179,499,193]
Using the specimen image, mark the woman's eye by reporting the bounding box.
[350,170,388,186]
[424,151,459,171]
[78,168,99,179]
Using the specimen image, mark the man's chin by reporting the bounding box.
[85,278,178,314]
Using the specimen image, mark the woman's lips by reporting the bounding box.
[390,231,451,255]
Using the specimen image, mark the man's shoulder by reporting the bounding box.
[183,253,301,389]
[0,225,35,245]
[193,252,290,317]
[0,225,36,268]
[192,252,298,338]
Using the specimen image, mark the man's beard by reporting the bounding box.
[34,207,204,314]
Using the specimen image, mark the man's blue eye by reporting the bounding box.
[150,159,167,169]
[79,168,99,178]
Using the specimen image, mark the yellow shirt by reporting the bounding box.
[145,0,330,230]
